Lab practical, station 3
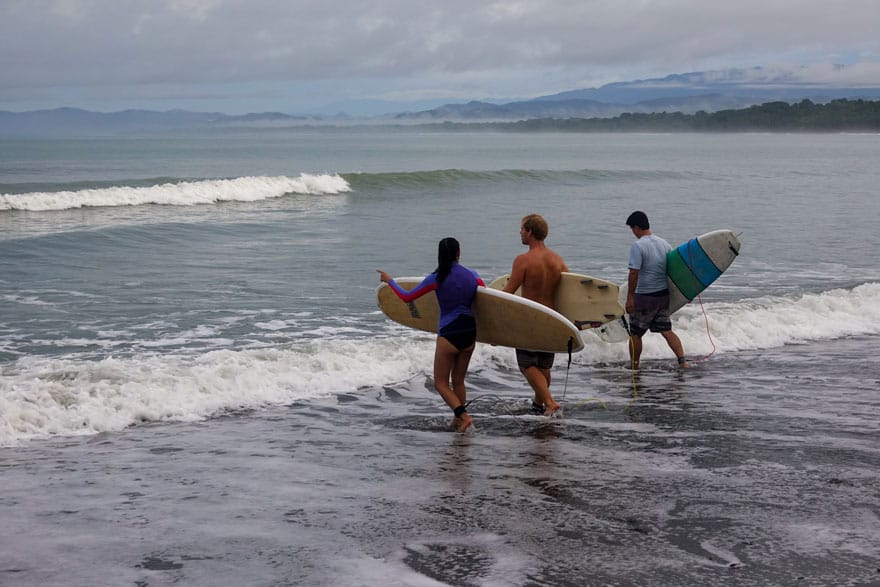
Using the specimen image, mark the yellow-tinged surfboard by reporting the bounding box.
[377,278,583,353]
[488,272,625,330]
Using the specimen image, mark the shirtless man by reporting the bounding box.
[503,214,569,416]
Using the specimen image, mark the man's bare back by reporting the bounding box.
[505,246,568,308]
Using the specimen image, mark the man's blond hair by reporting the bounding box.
[521,214,548,241]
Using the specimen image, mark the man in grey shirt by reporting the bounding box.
[625,211,689,370]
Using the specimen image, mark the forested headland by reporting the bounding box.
[421,99,880,132]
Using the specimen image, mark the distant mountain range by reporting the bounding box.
[392,94,759,122]
[395,68,880,121]
[3,67,880,136]
[0,108,314,137]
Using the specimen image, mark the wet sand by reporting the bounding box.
[2,338,879,586]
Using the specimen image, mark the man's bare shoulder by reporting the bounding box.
[558,256,570,272]
[513,250,536,266]
[541,247,567,268]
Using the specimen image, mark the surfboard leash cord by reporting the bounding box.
[689,292,717,363]
[690,230,740,362]
[689,230,741,362]
[683,239,718,365]
[560,336,574,404]
[463,394,529,428]
[466,337,577,424]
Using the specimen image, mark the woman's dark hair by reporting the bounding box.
[434,237,460,284]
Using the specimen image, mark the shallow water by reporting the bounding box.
[3,337,878,586]
[1,130,879,585]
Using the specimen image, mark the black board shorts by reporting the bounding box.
[516,349,555,370]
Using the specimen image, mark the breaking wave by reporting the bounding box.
[0,174,351,211]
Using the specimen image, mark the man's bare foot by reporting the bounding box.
[677,357,691,369]
[630,361,640,370]
[544,402,562,418]
[452,413,473,432]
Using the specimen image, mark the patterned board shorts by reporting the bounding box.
[628,290,672,336]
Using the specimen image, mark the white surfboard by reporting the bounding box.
[596,229,742,343]
[488,272,624,330]
[377,277,584,353]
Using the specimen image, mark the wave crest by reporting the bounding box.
[343,168,684,191]
[0,174,351,211]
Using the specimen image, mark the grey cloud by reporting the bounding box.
[1,0,878,111]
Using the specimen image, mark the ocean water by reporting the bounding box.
[1,129,879,586]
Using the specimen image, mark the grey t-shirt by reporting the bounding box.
[628,234,672,294]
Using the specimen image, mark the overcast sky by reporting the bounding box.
[2,0,879,115]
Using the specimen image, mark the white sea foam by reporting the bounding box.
[0,337,434,446]
[581,282,880,361]
[672,282,880,355]
[2,283,878,445]
[0,174,351,211]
